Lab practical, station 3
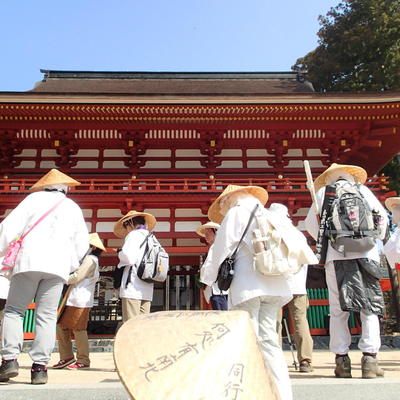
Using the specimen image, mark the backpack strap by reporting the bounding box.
[231,204,259,259]
[140,232,153,247]
[125,231,151,288]
[312,184,336,267]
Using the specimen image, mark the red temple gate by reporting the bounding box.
[0,71,399,333]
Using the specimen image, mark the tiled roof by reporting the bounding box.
[30,70,314,94]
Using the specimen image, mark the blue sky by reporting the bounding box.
[0,0,339,92]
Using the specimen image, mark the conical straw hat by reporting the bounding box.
[89,233,106,251]
[208,184,268,224]
[114,310,280,400]
[196,221,220,237]
[113,210,157,238]
[385,197,400,212]
[30,169,81,191]
[313,163,367,192]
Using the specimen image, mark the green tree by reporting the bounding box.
[293,0,400,92]
[293,0,400,193]
[381,157,400,195]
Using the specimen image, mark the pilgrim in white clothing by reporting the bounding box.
[54,233,105,370]
[383,198,400,270]
[196,221,228,310]
[0,258,10,330]
[271,203,314,372]
[0,169,89,384]
[114,210,157,322]
[201,184,293,400]
[304,163,387,379]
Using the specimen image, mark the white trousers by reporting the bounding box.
[233,296,293,400]
[325,261,381,354]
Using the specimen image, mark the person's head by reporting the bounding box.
[207,184,268,224]
[29,169,81,194]
[123,216,146,233]
[113,210,157,238]
[313,163,367,192]
[385,197,400,225]
[196,221,220,245]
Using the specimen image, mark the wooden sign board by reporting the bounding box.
[114,310,279,400]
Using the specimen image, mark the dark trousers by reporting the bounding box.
[210,295,228,310]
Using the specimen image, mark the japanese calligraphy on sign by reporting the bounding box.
[140,322,230,382]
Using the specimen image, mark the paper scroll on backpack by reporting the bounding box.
[114,310,279,400]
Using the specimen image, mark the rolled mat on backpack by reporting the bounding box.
[114,310,280,400]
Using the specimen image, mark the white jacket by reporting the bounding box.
[0,191,89,281]
[304,182,388,263]
[67,255,100,308]
[200,197,292,308]
[384,228,400,269]
[118,229,154,301]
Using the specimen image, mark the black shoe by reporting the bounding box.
[31,363,48,385]
[0,359,19,382]
[299,360,314,373]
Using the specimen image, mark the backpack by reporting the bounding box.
[112,266,125,289]
[136,233,169,283]
[325,181,380,254]
[252,208,302,276]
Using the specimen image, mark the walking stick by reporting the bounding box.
[303,160,335,267]
[56,247,92,322]
[283,317,298,370]
[304,160,320,220]
[57,285,72,322]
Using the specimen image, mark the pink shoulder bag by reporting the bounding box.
[2,198,65,269]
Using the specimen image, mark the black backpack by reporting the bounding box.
[325,180,380,254]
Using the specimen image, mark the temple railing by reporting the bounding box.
[0,176,390,194]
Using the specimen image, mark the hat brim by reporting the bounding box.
[385,197,400,212]
[314,164,367,192]
[89,233,106,251]
[30,169,81,191]
[113,211,157,238]
[196,222,220,237]
[208,185,268,224]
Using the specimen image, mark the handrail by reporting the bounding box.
[0,176,389,194]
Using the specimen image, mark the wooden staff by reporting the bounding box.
[57,285,72,322]
[303,160,335,267]
[303,160,320,219]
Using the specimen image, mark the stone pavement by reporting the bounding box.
[0,349,399,399]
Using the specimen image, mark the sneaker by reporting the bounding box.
[299,360,313,373]
[0,359,19,382]
[67,362,90,370]
[52,357,75,369]
[31,363,48,385]
[361,355,385,379]
[334,354,352,378]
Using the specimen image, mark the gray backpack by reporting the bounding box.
[136,233,169,283]
[325,181,380,254]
